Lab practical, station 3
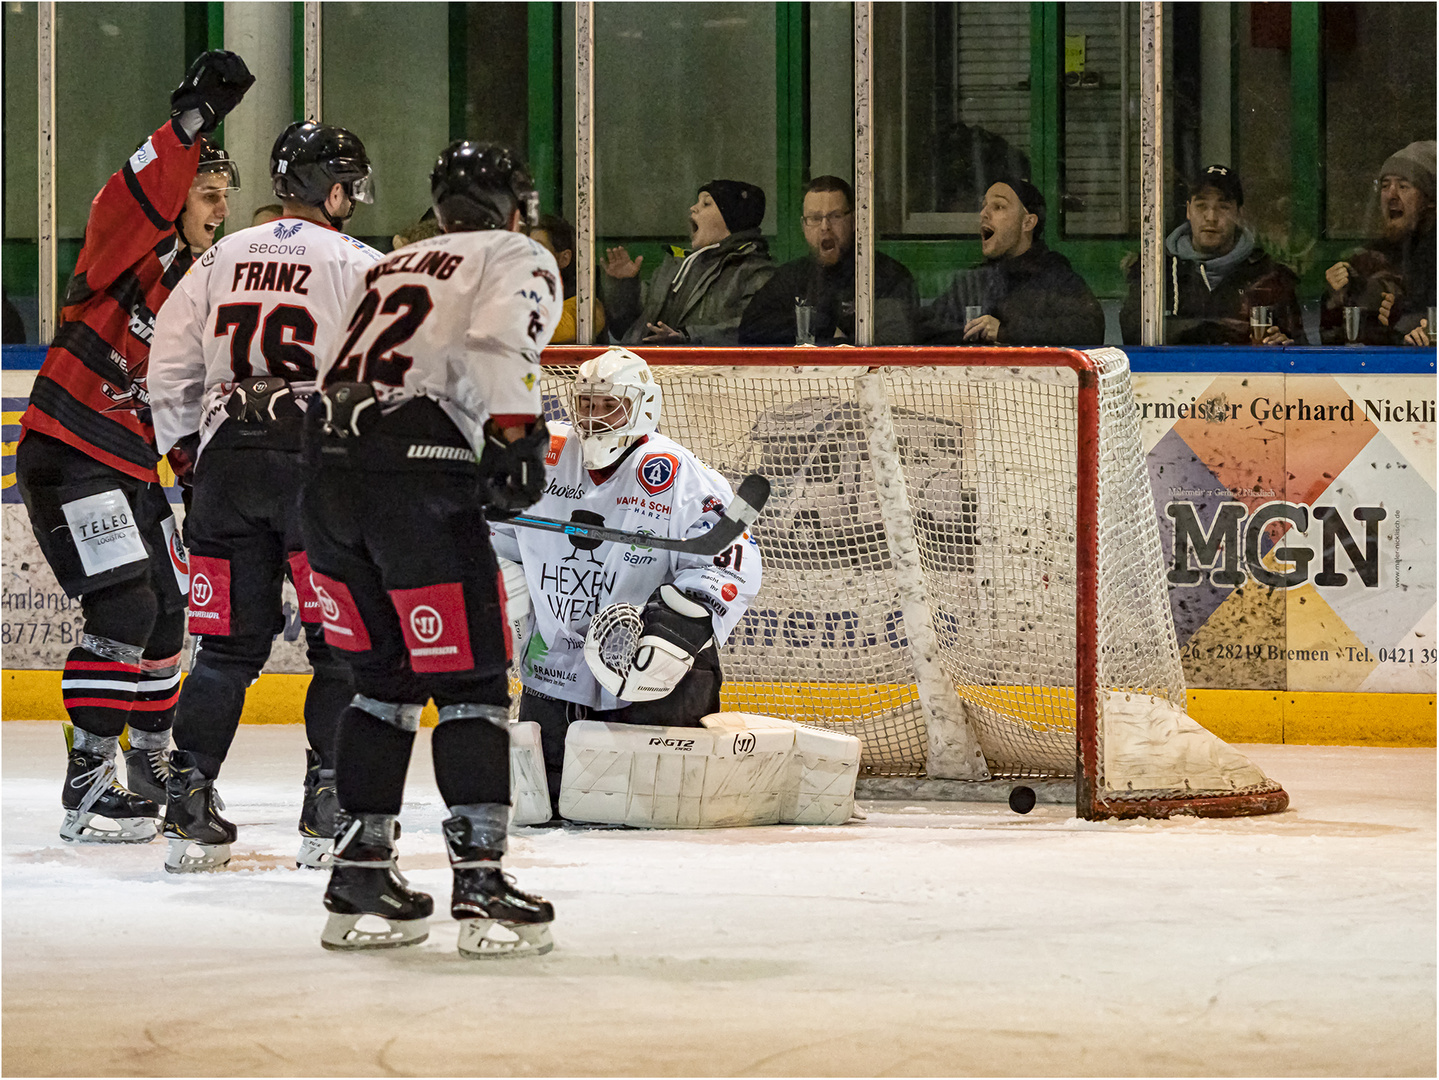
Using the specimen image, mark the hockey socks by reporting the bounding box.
[335,700,419,816]
[60,638,143,739]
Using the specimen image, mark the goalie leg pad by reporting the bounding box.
[508,722,552,826]
[701,713,861,826]
[558,720,795,828]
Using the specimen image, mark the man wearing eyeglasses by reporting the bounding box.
[739,176,918,346]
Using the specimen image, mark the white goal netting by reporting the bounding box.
[537,347,1286,818]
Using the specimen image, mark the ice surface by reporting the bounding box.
[3,721,1433,1077]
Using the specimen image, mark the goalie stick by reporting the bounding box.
[503,473,770,556]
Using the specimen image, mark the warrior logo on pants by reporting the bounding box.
[410,606,444,644]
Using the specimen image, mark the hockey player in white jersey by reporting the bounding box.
[490,347,762,815]
[148,121,382,872]
[298,141,559,957]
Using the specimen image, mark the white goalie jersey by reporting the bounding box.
[490,427,762,709]
[149,217,382,456]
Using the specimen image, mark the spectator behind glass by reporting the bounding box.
[603,180,774,345]
[252,203,283,227]
[529,213,607,344]
[739,176,918,345]
[1321,141,1436,346]
[1120,165,1305,345]
[920,180,1104,346]
[390,207,442,251]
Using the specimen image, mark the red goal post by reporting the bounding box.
[538,345,1289,821]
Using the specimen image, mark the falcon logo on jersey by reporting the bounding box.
[273,221,303,240]
[637,453,679,495]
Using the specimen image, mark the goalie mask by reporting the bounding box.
[569,348,662,470]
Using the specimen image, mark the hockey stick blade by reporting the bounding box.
[505,473,769,556]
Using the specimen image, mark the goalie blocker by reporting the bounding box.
[508,713,861,828]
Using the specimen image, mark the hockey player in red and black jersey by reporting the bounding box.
[149,122,382,874]
[299,141,560,957]
[13,51,254,845]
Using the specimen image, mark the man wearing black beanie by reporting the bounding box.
[920,179,1105,346]
[603,180,774,346]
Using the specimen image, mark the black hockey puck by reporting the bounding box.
[1008,785,1037,814]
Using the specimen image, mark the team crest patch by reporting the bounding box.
[637,452,679,495]
[273,221,302,239]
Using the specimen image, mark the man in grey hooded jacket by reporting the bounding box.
[603,180,775,346]
[1121,164,1306,345]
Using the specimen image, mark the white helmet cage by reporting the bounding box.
[568,348,662,469]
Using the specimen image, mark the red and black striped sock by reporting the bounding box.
[61,644,142,739]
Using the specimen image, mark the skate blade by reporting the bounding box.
[163,838,232,873]
[456,918,554,960]
[320,912,429,951]
[295,836,334,869]
[60,812,157,844]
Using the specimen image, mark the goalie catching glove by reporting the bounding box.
[585,585,715,703]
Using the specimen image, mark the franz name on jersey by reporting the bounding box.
[148,217,383,458]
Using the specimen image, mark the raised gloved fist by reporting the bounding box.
[585,585,714,703]
[478,419,548,517]
[171,50,255,134]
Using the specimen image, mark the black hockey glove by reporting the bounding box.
[477,419,549,517]
[171,50,255,134]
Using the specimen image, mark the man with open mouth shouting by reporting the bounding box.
[919,178,1105,347]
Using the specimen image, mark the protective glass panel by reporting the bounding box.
[874,3,1032,238]
[1059,3,1141,238]
[55,4,185,236]
[3,1,39,342]
[592,2,776,348]
[322,2,449,247]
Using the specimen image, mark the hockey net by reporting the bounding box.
[538,346,1288,820]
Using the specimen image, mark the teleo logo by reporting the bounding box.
[409,605,444,643]
[637,453,679,496]
[191,574,213,607]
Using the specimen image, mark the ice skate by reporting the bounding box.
[60,727,159,844]
[321,814,432,951]
[162,750,236,873]
[444,805,554,960]
[120,727,171,806]
[296,750,339,869]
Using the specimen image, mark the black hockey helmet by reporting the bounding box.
[196,138,241,190]
[270,121,373,208]
[430,141,539,233]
